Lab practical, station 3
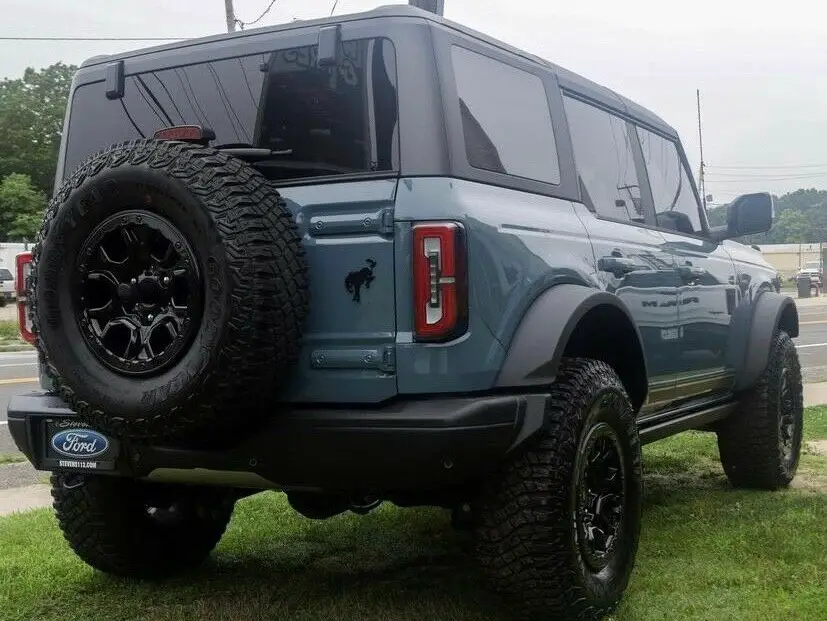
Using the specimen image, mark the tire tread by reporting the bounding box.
[28,139,309,441]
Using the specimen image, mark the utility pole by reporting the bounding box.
[696,89,707,211]
[224,0,236,32]
[409,0,445,15]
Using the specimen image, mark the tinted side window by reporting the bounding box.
[63,38,398,182]
[562,95,643,223]
[636,127,702,235]
[451,46,560,184]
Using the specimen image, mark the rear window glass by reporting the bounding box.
[451,45,560,185]
[0,269,12,281]
[63,38,399,182]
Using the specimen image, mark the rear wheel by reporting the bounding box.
[717,330,803,489]
[51,473,236,578]
[473,359,642,621]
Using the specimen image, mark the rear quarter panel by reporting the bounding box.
[393,177,595,394]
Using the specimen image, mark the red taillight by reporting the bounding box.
[412,222,467,342]
[16,252,34,344]
[153,125,215,144]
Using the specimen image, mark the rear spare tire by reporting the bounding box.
[30,139,309,442]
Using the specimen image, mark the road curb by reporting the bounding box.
[0,344,33,352]
[0,483,51,516]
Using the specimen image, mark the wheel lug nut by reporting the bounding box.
[131,278,137,284]
[148,314,154,321]
[163,276,170,285]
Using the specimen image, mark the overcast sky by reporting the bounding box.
[3,0,827,203]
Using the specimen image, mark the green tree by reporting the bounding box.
[705,189,827,244]
[770,208,811,243]
[0,63,77,196]
[0,173,46,241]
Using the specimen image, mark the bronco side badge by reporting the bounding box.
[345,259,376,303]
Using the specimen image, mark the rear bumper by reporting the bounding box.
[8,391,548,492]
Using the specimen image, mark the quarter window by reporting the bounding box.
[636,127,703,235]
[451,46,560,184]
[563,95,644,223]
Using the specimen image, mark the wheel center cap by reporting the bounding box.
[117,282,137,303]
[138,277,162,303]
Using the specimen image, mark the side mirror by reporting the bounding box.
[709,192,774,242]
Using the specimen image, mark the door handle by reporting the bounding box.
[676,265,706,282]
[598,256,637,277]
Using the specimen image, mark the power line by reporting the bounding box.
[708,163,827,170]
[330,0,341,16]
[706,171,827,179]
[0,36,190,41]
[236,0,279,30]
[707,176,827,183]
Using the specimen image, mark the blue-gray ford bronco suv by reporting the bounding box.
[8,3,803,620]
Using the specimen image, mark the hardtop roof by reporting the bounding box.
[78,3,677,139]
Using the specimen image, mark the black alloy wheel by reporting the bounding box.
[778,366,797,471]
[76,210,203,377]
[575,421,627,573]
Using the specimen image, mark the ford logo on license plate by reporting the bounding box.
[50,429,110,459]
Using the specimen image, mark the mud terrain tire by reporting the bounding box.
[718,330,804,490]
[51,473,235,578]
[30,139,309,442]
[473,358,643,621]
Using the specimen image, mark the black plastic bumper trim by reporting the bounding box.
[8,391,549,493]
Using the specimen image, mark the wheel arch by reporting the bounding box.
[495,284,648,411]
[732,291,800,392]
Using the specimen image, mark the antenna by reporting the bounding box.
[409,0,445,16]
[697,89,707,210]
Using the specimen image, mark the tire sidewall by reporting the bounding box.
[36,162,232,418]
[569,386,643,606]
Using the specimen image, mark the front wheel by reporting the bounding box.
[51,473,237,578]
[717,330,803,490]
[473,358,643,621]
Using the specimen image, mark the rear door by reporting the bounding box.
[59,23,402,404]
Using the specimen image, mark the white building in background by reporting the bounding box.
[757,243,823,277]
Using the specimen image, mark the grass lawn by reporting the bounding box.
[0,453,25,465]
[0,319,29,350]
[1,409,826,621]
[0,319,20,341]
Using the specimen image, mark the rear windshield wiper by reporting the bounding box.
[215,143,362,175]
[216,145,294,161]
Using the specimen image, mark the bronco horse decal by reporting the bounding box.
[345,259,377,303]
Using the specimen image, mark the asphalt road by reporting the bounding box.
[0,349,39,455]
[2,304,827,455]
[795,303,827,381]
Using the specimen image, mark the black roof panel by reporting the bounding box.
[78,3,677,138]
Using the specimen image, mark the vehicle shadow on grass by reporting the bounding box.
[19,430,827,621]
[71,501,510,621]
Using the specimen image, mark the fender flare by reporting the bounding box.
[495,284,648,408]
[732,291,799,392]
